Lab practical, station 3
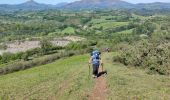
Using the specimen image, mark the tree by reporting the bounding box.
[1,52,14,63]
[40,39,53,55]
[133,21,156,37]
[22,52,29,61]
[144,21,156,37]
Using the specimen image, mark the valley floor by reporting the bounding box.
[0,53,170,100]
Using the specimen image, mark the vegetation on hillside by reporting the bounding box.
[0,7,170,100]
[0,9,170,76]
[113,16,170,75]
[114,39,170,75]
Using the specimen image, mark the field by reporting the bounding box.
[0,53,170,100]
[114,29,133,35]
[91,22,129,30]
[89,16,117,24]
[62,27,75,34]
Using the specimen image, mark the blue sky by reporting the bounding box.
[0,0,170,4]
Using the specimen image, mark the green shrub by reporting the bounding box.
[40,39,53,55]
[113,39,170,75]
[66,42,89,50]
[133,20,156,37]
[0,50,87,75]
[0,43,7,50]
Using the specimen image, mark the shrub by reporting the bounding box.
[39,39,53,55]
[133,20,156,37]
[88,40,97,46]
[0,50,86,75]
[0,53,15,63]
[0,43,7,50]
[22,52,29,61]
[66,41,89,51]
[113,39,170,75]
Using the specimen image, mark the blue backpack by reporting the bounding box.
[91,50,101,65]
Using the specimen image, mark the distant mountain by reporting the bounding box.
[0,0,170,11]
[136,2,170,10]
[20,0,41,6]
[63,0,134,9]
[0,0,53,11]
[55,2,68,8]
[16,0,52,10]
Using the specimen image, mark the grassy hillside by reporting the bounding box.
[62,27,75,34]
[0,55,94,100]
[114,29,133,35]
[105,53,170,100]
[91,22,129,30]
[0,53,170,99]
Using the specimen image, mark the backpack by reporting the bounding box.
[91,50,101,65]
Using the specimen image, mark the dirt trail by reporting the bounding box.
[89,68,107,100]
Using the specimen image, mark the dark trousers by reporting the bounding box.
[93,64,99,76]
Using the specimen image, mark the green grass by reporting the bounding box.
[91,22,129,30]
[0,53,170,100]
[90,18,107,24]
[104,53,170,100]
[100,16,117,19]
[0,55,94,100]
[132,14,149,20]
[62,27,75,34]
[90,16,117,24]
[114,29,133,35]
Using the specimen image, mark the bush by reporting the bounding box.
[0,50,86,75]
[0,43,7,50]
[88,40,97,46]
[66,42,89,50]
[113,39,170,75]
[0,53,16,63]
[133,20,156,37]
[0,41,63,64]
[39,39,53,55]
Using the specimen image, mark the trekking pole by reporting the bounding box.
[101,63,107,75]
[88,64,91,79]
[101,63,104,72]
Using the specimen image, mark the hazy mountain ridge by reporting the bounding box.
[64,0,134,9]
[0,0,68,11]
[136,2,170,9]
[0,0,170,11]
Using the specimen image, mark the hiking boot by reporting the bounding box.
[92,75,97,78]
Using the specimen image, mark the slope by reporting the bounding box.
[0,55,94,100]
[0,53,170,100]
[105,53,170,100]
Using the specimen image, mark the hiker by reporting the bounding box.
[89,50,103,78]
[105,48,110,52]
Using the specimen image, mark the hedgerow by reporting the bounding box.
[0,50,86,75]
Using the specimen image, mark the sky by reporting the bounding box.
[0,0,170,4]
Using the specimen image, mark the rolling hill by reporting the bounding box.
[0,0,170,11]
[0,0,67,11]
[63,0,134,9]
[136,2,170,9]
